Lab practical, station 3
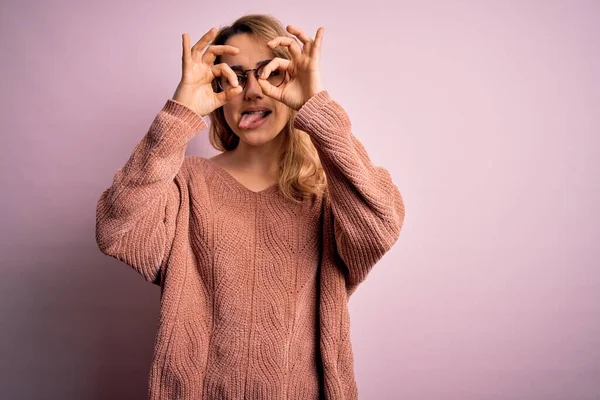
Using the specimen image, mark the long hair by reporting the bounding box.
[208,14,326,202]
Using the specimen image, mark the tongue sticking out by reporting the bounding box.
[239,112,269,130]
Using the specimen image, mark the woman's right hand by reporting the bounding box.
[172,28,243,117]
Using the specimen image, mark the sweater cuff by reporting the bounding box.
[293,91,331,131]
[293,90,352,145]
[162,98,208,133]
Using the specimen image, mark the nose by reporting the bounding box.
[243,72,263,101]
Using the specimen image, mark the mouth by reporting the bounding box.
[238,109,272,130]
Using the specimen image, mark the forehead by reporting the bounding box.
[221,34,273,68]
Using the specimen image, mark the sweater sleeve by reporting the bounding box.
[95,99,207,285]
[293,91,405,293]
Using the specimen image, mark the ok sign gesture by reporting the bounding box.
[257,25,325,111]
[172,28,243,116]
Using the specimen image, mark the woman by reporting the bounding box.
[96,14,405,400]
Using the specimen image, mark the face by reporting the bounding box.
[220,34,290,148]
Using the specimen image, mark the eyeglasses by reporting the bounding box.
[217,61,286,91]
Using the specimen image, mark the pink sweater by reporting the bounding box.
[95,91,405,399]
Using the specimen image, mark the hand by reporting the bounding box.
[172,29,243,117]
[257,25,324,111]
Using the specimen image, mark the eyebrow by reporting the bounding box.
[229,59,272,71]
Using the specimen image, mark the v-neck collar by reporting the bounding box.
[201,157,279,195]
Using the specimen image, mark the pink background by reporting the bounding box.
[1,0,598,398]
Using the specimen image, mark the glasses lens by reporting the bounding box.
[258,65,285,87]
[219,74,246,90]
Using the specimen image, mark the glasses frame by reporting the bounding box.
[216,60,286,91]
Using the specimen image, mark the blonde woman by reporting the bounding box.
[96,13,405,400]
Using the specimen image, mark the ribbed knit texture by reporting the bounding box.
[95,91,405,399]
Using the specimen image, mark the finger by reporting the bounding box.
[202,45,240,64]
[214,85,243,107]
[257,79,284,102]
[259,57,291,80]
[267,37,302,59]
[211,63,239,88]
[286,25,313,54]
[182,33,192,67]
[310,27,324,60]
[191,28,217,53]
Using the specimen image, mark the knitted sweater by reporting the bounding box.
[95,91,405,399]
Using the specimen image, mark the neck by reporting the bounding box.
[229,133,285,174]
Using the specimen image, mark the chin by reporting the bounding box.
[236,129,282,147]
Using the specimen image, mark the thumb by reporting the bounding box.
[258,79,283,102]
[214,85,243,108]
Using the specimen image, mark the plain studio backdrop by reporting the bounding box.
[1,0,598,399]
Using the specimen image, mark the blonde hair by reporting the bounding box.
[208,14,326,202]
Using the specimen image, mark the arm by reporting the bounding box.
[95,99,206,284]
[294,91,405,293]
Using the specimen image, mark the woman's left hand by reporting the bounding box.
[257,25,324,111]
